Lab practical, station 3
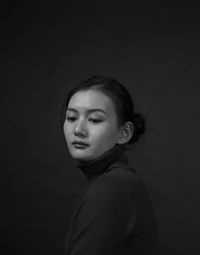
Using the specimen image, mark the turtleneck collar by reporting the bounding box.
[74,144,128,181]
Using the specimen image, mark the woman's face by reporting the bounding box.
[63,89,122,161]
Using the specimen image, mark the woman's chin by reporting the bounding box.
[70,150,92,161]
[73,156,93,162]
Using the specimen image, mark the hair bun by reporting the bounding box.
[129,113,146,144]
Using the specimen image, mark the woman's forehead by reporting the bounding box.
[68,89,115,113]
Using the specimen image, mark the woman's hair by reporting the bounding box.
[61,75,145,145]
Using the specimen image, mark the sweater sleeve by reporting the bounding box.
[64,176,136,255]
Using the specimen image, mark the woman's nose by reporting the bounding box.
[74,120,87,137]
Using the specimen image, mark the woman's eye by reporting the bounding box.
[66,116,77,122]
[89,118,103,123]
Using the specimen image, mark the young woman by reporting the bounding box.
[62,75,158,255]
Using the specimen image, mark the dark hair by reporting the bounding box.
[61,75,145,145]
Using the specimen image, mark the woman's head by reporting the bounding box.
[62,75,145,161]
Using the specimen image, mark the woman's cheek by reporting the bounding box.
[91,124,108,137]
[97,127,112,144]
[64,124,72,142]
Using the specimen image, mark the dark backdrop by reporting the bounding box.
[1,1,200,254]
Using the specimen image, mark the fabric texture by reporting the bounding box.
[65,144,158,255]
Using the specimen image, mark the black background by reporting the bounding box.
[1,1,200,254]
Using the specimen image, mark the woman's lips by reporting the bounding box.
[73,144,88,149]
[72,141,89,149]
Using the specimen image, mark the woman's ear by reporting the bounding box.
[117,121,134,144]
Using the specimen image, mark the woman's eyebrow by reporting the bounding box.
[67,107,107,115]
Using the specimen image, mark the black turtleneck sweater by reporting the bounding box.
[65,145,158,255]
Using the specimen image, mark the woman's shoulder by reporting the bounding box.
[81,172,132,207]
[105,165,155,208]
[105,164,145,192]
[76,174,135,222]
[80,164,151,208]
